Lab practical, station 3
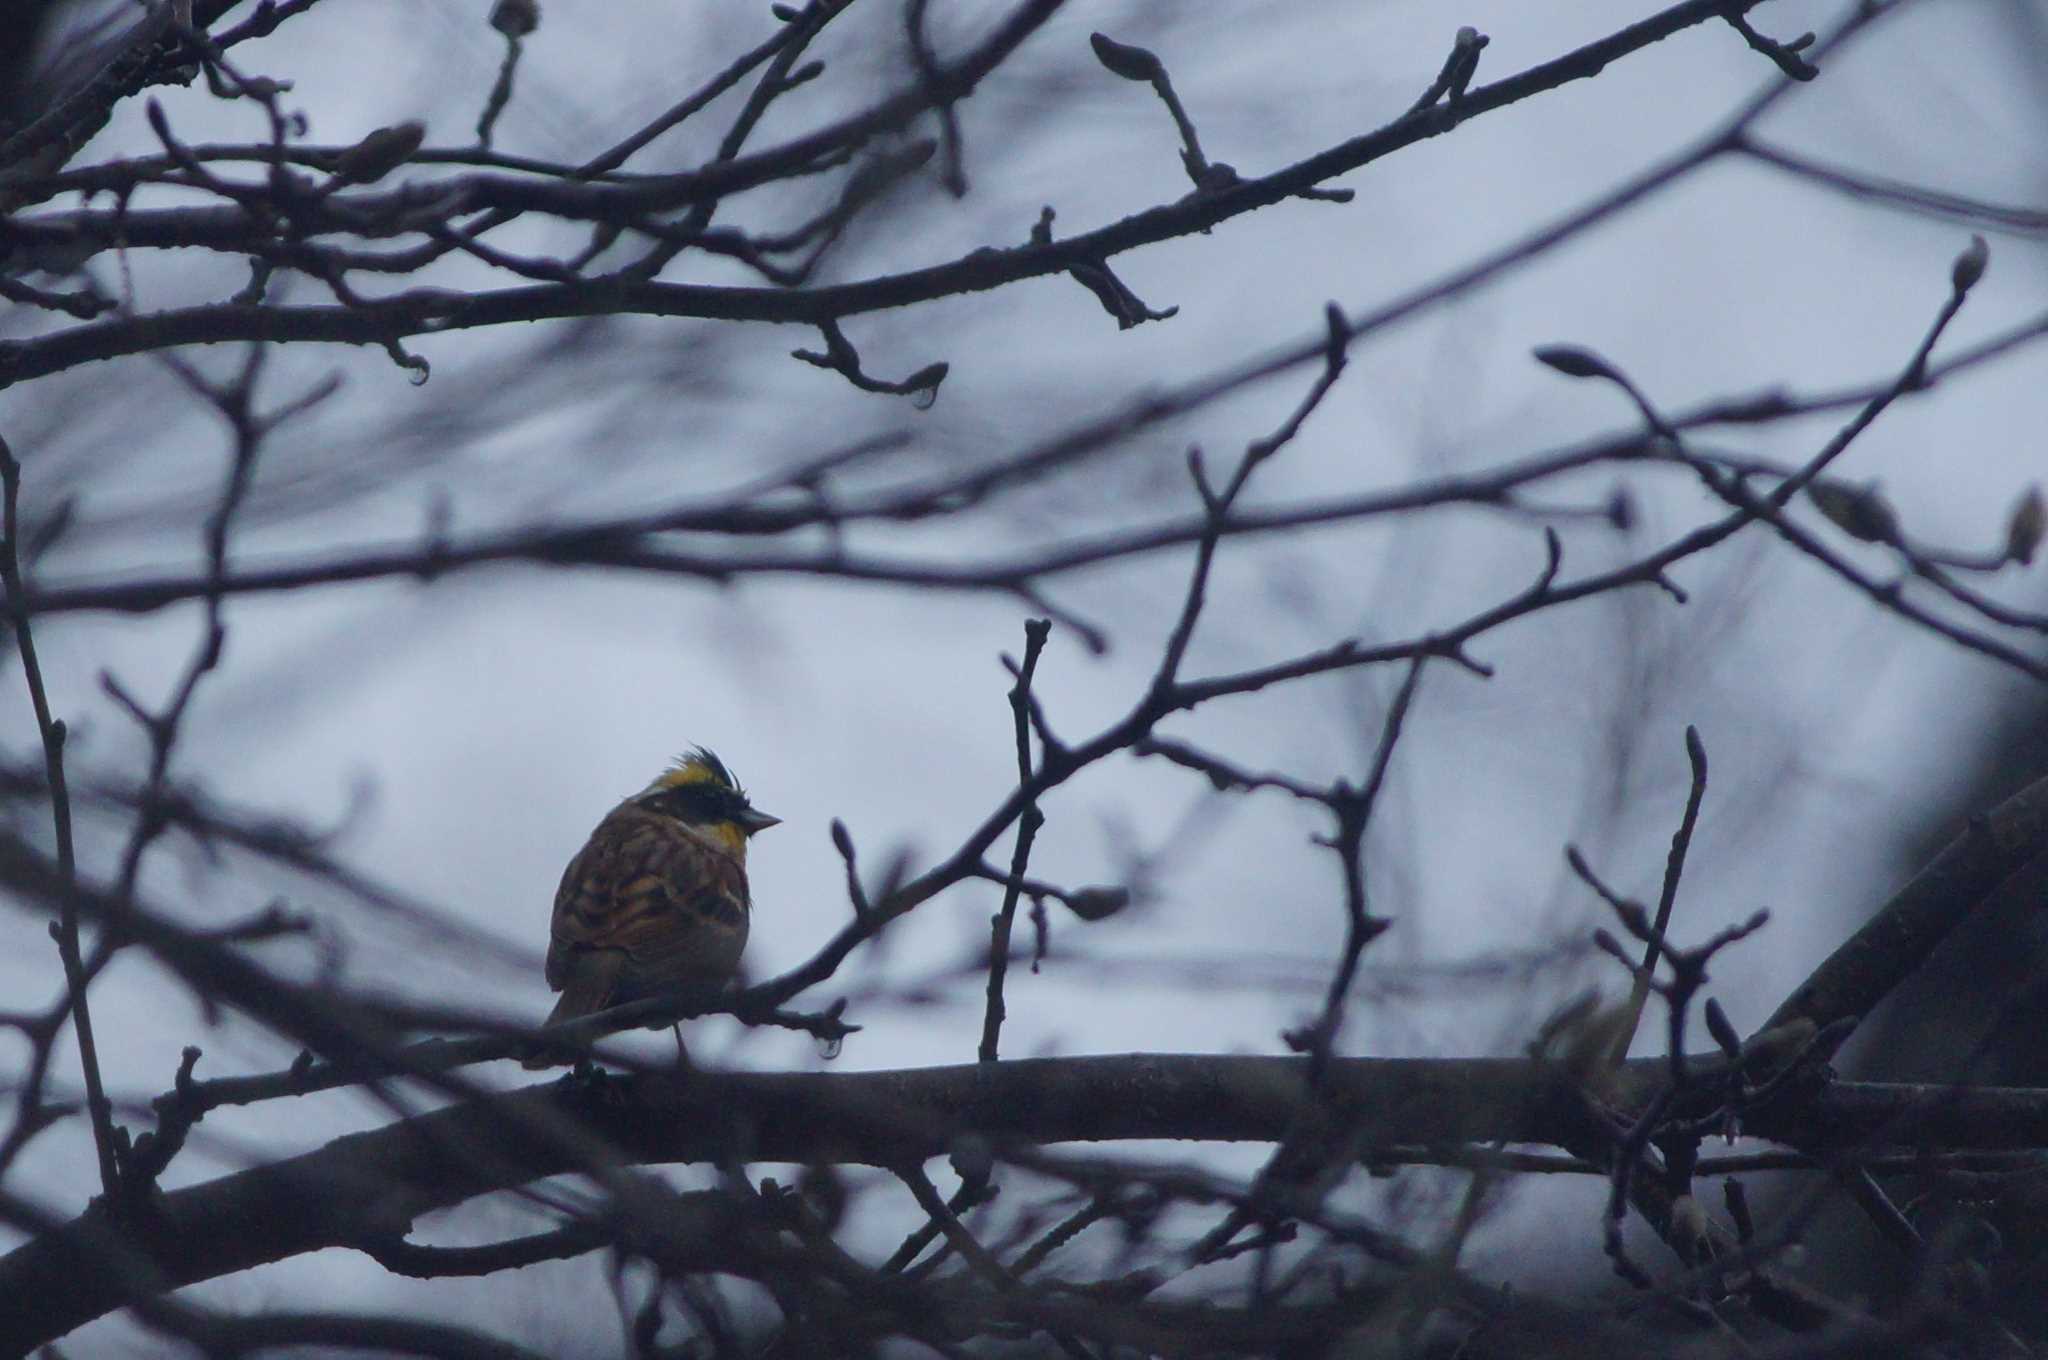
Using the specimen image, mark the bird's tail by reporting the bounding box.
[520,963,620,1069]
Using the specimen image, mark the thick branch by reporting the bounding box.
[0,1053,1558,1349]
[2,1051,2040,1352]
[1765,768,2048,1038]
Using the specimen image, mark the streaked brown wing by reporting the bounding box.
[546,804,750,1007]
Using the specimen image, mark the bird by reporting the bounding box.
[524,747,779,1068]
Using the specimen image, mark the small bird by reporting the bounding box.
[524,748,779,1068]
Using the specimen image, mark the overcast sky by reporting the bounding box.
[5,0,2046,1349]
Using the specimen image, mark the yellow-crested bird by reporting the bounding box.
[524,748,777,1068]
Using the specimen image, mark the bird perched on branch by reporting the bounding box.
[524,748,779,1068]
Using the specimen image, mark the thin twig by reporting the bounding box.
[0,435,120,1203]
[979,618,1052,1063]
[1611,725,1709,1063]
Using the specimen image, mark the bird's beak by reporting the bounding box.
[737,808,782,834]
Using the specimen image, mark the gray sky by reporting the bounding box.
[5,0,2046,1348]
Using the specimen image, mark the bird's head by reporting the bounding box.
[635,747,780,856]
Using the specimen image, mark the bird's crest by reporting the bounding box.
[646,746,742,797]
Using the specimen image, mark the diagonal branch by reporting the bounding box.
[1764,768,2048,1042]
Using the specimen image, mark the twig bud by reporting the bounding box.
[1089,32,1164,83]
[1807,479,1900,545]
[1533,345,1620,382]
[333,122,425,184]
[2005,485,2043,566]
[1062,886,1131,921]
[1703,997,1741,1058]
[950,1133,994,1185]
[1951,234,1989,293]
[489,0,539,38]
